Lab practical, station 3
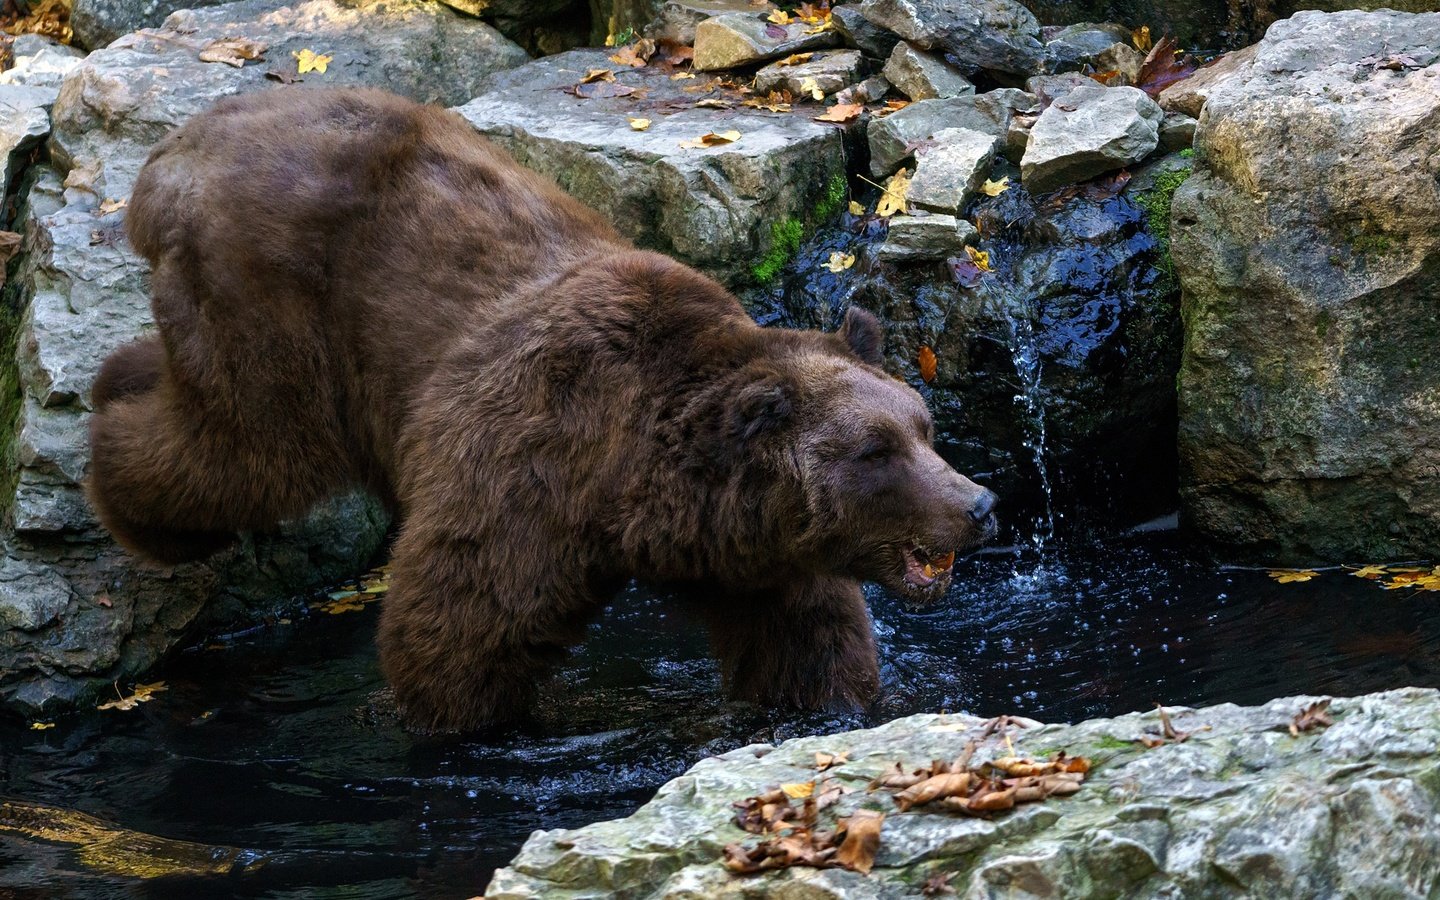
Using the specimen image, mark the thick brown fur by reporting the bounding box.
[89,88,998,732]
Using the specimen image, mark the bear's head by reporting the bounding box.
[727,307,998,603]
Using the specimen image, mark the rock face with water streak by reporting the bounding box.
[1174,9,1440,563]
[486,688,1440,898]
[0,0,531,714]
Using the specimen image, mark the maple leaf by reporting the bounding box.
[823,251,855,273]
[1132,25,1152,51]
[198,37,267,68]
[293,49,333,74]
[766,8,792,24]
[1289,699,1334,737]
[814,102,862,124]
[1135,36,1196,97]
[678,130,741,149]
[581,68,614,83]
[918,346,938,383]
[1350,564,1388,579]
[98,681,167,712]
[628,117,651,131]
[1269,569,1318,583]
[833,810,883,874]
[796,1,831,24]
[980,176,1010,197]
[799,76,824,101]
[876,168,910,216]
[847,200,864,215]
[965,244,991,272]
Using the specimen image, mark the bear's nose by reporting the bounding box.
[969,489,998,524]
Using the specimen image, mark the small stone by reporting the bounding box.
[882,42,974,101]
[859,0,1044,77]
[754,50,865,98]
[1026,72,1094,106]
[831,4,899,60]
[1043,22,1132,72]
[692,12,840,71]
[874,213,978,261]
[1021,83,1162,194]
[1159,110,1197,151]
[868,91,1033,176]
[1092,42,1145,82]
[644,0,763,46]
[908,126,997,214]
[834,75,891,106]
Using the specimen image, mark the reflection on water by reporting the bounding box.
[3,534,1437,898]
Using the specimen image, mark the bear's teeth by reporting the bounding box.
[935,551,956,569]
[922,563,936,579]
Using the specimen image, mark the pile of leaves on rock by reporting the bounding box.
[722,721,1090,877]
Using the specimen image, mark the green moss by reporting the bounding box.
[1179,147,1195,159]
[1134,163,1193,297]
[1350,233,1394,256]
[814,171,848,221]
[752,217,804,284]
[1092,734,1137,751]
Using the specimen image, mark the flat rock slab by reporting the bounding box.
[908,125,997,214]
[754,49,865,97]
[486,688,1440,898]
[456,48,855,286]
[692,11,840,71]
[867,89,1035,176]
[872,211,977,261]
[859,0,1044,78]
[1021,83,1161,193]
[882,41,973,100]
[0,0,529,714]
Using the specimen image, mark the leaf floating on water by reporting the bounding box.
[1350,564,1388,579]
[30,721,55,730]
[1289,698,1334,737]
[876,168,910,217]
[918,346,938,383]
[198,37,267,68]
[980,176,1010,197]
[293,48,333,74]
[1268,569,1318,583]
[1381,567,1440,591]
[823,251,855,273]
[678,129,741,149]
[814,102,863,123]
[97,682,167,712]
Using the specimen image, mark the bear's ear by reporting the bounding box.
[837,306,884,366]
[729,375,794,443]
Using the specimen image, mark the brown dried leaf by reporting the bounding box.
[815,751,850,771]
[0,230,22,264]
[609,38,655,68]
[581,67,615,83]
[1135,35,1197,98]
[894,772,971,811]
[1289,699,1334,737]
[678,129,741,149]
[565,81,638,99]
[815,102,863,124]
[833,810,883,874]
[198,37,267,68]
[918,346,937,384]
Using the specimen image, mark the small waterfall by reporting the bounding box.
[1001,297,1057,554]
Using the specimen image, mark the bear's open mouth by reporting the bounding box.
[902,544,957,589]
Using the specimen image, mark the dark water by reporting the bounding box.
[3,535,1437,898]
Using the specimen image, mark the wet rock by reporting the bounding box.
[872,212,977,262]
[858,0,1045,78]
[868,89,1036,176]
[754,49,864,98]
[486,688,1440,899]
[1026,71,1092,105]
[456,48,854,287]
[645,0,761,46]
[830,4,900,60]
[1158,44,1256,118]
[1042,21,1130,72]
[0,85,57,196]
[70,0,229,49]
[0,36,85,90]
[882,42,974,101]
[1173,9,1440,563]
[834,74,890,106]
[907,126,996,214]
[692,11,840,71]
[1158,110,1195,151]
[1021,83,1161,193]
[0,0,529,714]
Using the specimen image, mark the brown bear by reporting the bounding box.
[87,88,998,732]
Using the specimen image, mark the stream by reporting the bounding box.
[3,536,1437,898]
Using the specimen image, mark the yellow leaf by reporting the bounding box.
[804,20,834,34]
[966,244,991,272]
[848,200,864,215]
[671,71,696,80]
[781,781,814,799]
[293,49,332,74]
[1350,565,1388,579]
[799,76,824,101]
[876,167,910,217]
[774,52,813,67]
[97,682,167,712]
[981,176,1010,197]
[1132,25,1152,52]
[30,721,55,730]
[628,117,651,131]
[767,9,792,24]
[580,68,615,83]
[678,130,741,149]
[1268,569,1318,583]
[824,251,855,273]
[814,102,863,123]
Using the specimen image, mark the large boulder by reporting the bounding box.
[0,0,529,715]
[455,48,858,287]
[70,0,229,49]
[1021,83,1162,194]
[1173,9,1440,563]
[486,688,1440,898]
[859,0,1046,78]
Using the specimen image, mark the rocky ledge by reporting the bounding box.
[486,688,1440,898]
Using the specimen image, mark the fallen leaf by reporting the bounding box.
[1088,69,1122,85]
[876,168,910,217]
[823,251,855,273]
[947,255,984,287]
[198,37,267,68]
[581,68,615,83]
[695,97,734,108]
[833,810,883,874]
[918,346,938,383]
[609,38,655,68]
[293,48,333,74]
[1289,698,1334,737]
[1135,35,1196,98]
[565,81,638,99]
[765,23,788,39]
[847,200,865,215]
[30,722,55,730]
[97,681,167,712]
[1081,169,1132,200]
[814,102,863,123]
[678,129,741,149]
[1350,565,1388,579]
[1131,25,1152,52]
[98,197,128,215]
[657,42,694,66]
[815,751,850,771]
[799,76,824,101]
[774,52,814,67]
[671,71,697,80]
[628,116,651,131]
[766,9,792,24]
[979,176,1010,197]
[96,592,112,608]
[1268,569,1318,583]
[965,245,991,272]
[742,90,792,112]
[781,781,815,799]
[796,1,832,24]
[265,64,300,84]
[804,20,834,34]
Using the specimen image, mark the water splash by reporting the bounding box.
[1001,296,1057,554]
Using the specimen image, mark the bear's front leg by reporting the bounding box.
[701,576,880,712]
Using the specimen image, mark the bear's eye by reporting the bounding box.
[856,441,892,463]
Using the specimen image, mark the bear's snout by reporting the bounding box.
[969,489,998,524]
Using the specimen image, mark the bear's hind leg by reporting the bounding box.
[700,576,880,712]
[92,336,166,410]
